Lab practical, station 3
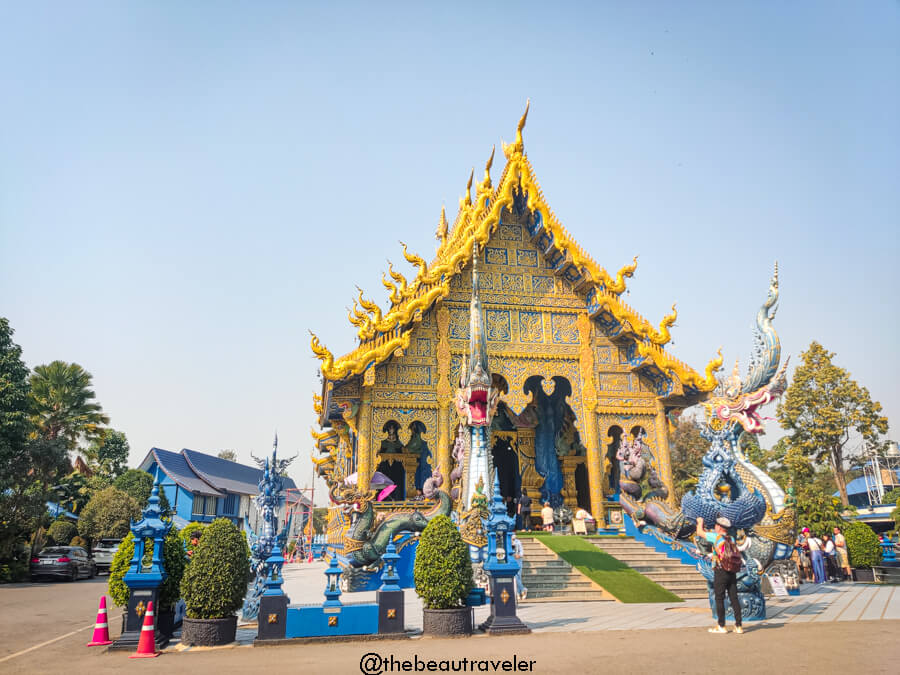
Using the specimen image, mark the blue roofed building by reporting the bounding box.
[139,448,308,535]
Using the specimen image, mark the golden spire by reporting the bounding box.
[502,99,529,159]
[479,145,495,192]
[435,205,448,244]
[459,168,474,210]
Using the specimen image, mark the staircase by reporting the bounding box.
[585,537,708,599]
[518,538,614,602]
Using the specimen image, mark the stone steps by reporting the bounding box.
[517,539,613,602]
[585,537,708,600]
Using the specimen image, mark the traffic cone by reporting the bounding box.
[129,600,159,658]
[86,596,113,646]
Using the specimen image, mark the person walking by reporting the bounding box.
[807,529,826,583]
[823,534,839,582]
[696,516,744,634]
[517,490,533,531]
[541,502,554,532]
[511,533,527,601]
[833,527,851,581]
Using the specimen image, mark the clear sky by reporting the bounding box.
[2,2,898,501]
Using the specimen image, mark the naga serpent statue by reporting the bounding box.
[331,468,452,569]
[619,264,797,621]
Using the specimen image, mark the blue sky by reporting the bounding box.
[1,2,897,499]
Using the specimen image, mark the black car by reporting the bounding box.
[30,546,96,582]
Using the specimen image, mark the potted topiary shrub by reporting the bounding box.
[413,515,474,636]
[180,518,251,646]
[844,521,882,582]
[108,525,187,640]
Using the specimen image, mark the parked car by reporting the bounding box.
[30,546,96,582]
[91,538,122,575]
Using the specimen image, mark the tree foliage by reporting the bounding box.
[180,518,250,619]
[113,469,170,514]
[0,318,30,489]
[28,360,109,448]
[77,487,140,541]
[86,429,130,481]
[109,526,187,610]
[216,449,237,462]
[414,515,473,609]
[312,507,329,535]
[844,521,882,568]
[47,518,77,546]
[777,342,889,506]
[668,413,709,502]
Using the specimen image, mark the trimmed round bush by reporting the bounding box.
[108,525,187,611]
[47,519,77,546]
[70,536,89,548]
[844,521,883,569]
[414,515,473,609]
[180,518,250,619]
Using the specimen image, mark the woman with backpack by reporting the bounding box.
[696,516,744,634]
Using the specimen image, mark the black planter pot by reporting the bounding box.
[181,616,237,646]
[157,610,175,641]
[852,568,875,582]
[422,608,473,636]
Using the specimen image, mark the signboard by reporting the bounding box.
[768,575,789,597]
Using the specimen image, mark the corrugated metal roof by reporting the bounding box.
[182,448,297,495]
[836,469,900,498]
[151,448,223,496]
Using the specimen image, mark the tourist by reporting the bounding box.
[833,527,851,580]
[511,533,527,600]
[517,490,533,531]
[696,516,743,634]
[541,501,554,532]
[807,529,826,584]
[795,537,812,583]
[823,534,839,582]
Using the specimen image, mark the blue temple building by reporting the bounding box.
[138,448,308,533]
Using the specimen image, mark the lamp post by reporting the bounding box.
[479,473,530,635]
[377,541,404,633]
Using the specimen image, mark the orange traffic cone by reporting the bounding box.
[86,596,113,646]
[129,600,159,658]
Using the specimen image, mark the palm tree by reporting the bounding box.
[29,361,109,448]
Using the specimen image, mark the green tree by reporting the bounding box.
[29,360,109,448]
[77,487,141,541]
[47,518,77,546]
[217,449,237,462]
[113,469,170,514]
[777,342,889,507]
[180,518,251,619]
[413,515,473,609]
[312,507,329,534]
[0,318,30,490]
[668,413,709,502]
[50,471,94,516]
[86,429,130,480]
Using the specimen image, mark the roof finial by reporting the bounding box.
[435,205,448,243]
[503,99,529,159]
[480,145,495,192]
[460,168,474,209]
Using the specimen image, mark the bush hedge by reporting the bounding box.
[844,521,882,569]
[70,536,89,548]
[47,519,77,546]
[413,515,473,609]
[108,525,187,611]
[180,518,250,619]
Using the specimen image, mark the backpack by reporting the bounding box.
[718,536,743,573]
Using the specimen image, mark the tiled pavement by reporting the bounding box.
[169,561,900,650]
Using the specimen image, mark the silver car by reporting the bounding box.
[30,546,96,582]
[91,538,121,574]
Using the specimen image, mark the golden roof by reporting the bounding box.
[310,103,722,391]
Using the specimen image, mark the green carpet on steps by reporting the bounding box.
[517,533,683,603]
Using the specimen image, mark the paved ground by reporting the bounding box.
[2,563,899,673]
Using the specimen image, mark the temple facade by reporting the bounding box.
[311,106,722,536]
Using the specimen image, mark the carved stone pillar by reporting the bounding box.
[435,305,453,483]
[357,397,372,492]
[654,399,676,508]
[576,314,604,524]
